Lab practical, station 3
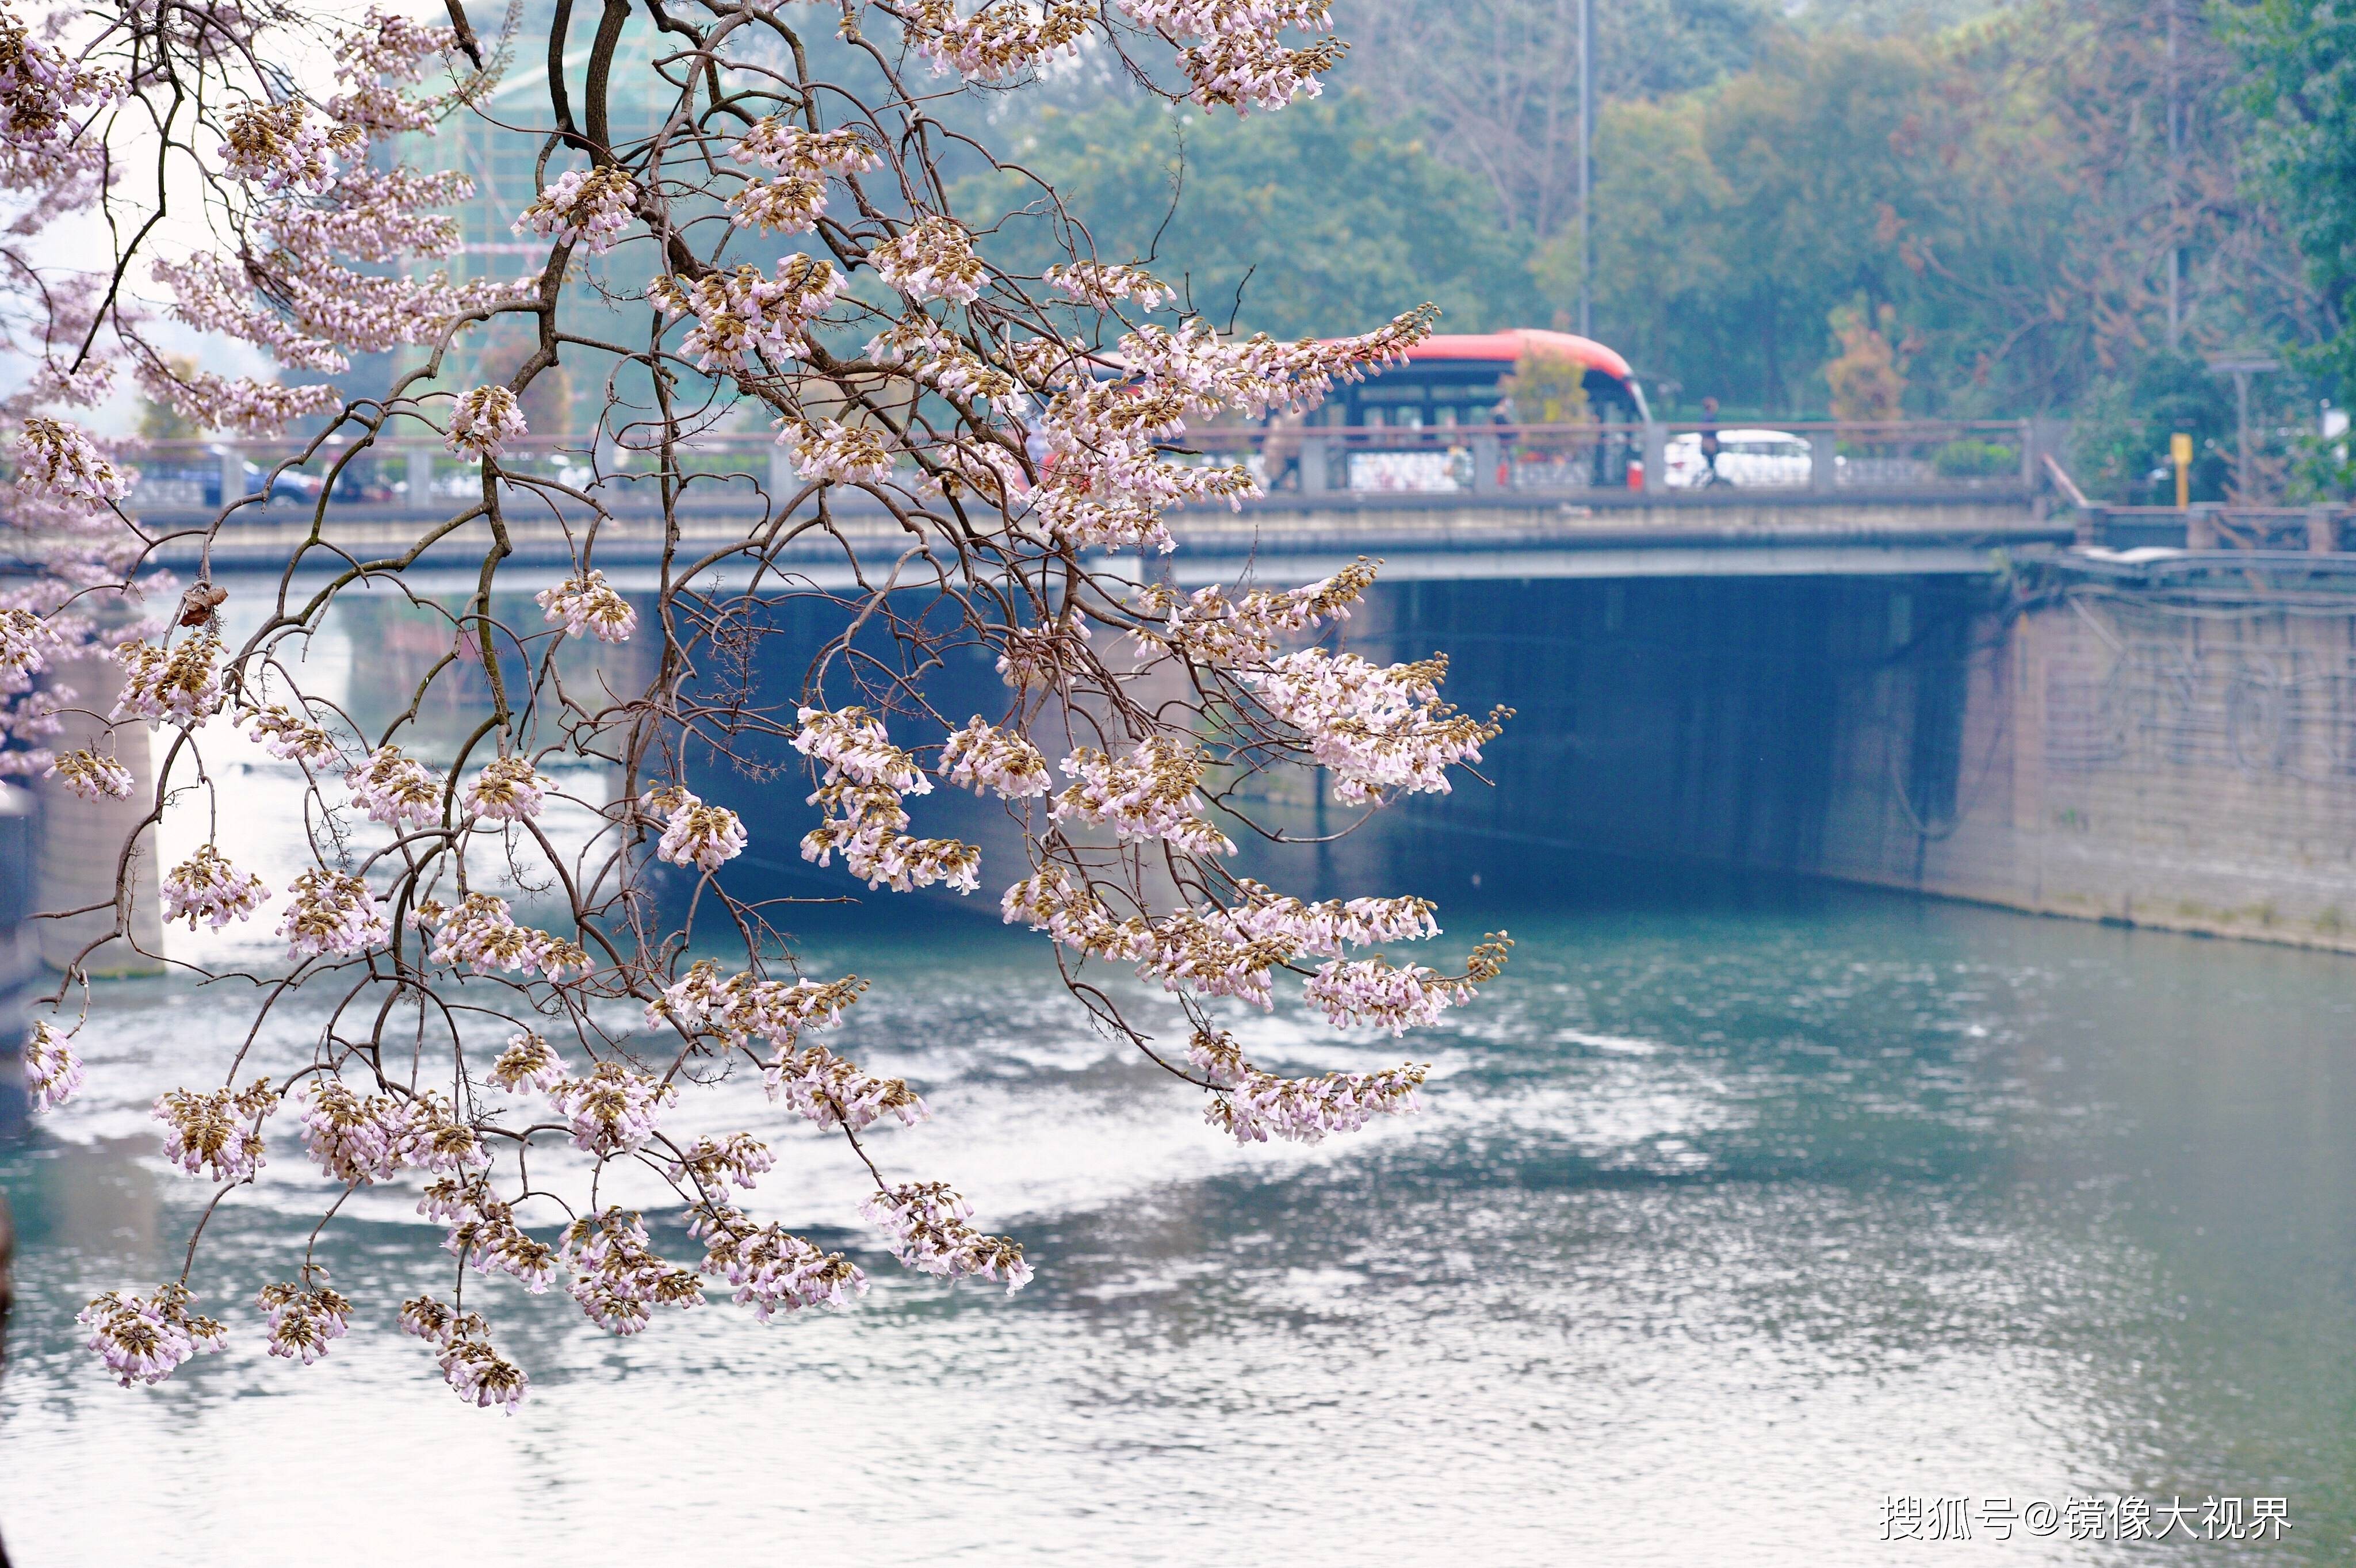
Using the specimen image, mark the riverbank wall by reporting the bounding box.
[1361,568,2356,953]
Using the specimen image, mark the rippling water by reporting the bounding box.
[4,871,2355,1565]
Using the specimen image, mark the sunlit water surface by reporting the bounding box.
[4,876,2355,1565]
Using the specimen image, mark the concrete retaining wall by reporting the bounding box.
[1347,572,2356,951]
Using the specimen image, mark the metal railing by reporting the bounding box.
[109,419,2044,520]
[2079,505,2350,555]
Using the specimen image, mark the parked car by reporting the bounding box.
[1663,428,1825,489]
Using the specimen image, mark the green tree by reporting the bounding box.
[2069,349,2236,503]
[970,92,1543,341]
[2232,0,2356,397]
[1532,95,1731,398]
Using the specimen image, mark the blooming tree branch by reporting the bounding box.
[11,0,1513,1412]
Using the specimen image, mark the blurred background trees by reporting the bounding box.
[973,0,2356,502]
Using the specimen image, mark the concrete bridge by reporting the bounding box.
[132,419,2081,589]
[129,422,2356,591]
[26,420,2356,979]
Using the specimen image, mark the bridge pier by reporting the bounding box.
[32,652,162,977]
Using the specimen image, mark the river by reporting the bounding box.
[1,865,2352,1565]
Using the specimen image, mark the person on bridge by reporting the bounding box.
[1699,397,1724,486]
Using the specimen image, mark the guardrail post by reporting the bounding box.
[769,442,793,497]
[405,445,433,512]
[2076,506,2101,549]
[1810,431,1836,492]
[217,445,243,507]
[2309,505,2338,554]
[1300,430,1328,495]
[1642,422,1665,495]
[2186,503,2220,551]
[1467,431,1496,495]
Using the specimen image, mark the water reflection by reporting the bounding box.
[3,874,2355,1564]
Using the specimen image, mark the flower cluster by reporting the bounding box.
[793,707,930,791]
[791,708,979,891]
[1238,651,1508,804]
[112,635,224,726]
[512,164,637,253]
[489,1030,567,1093]
[1008,308,1433,555]
[278,867,389,960]
[536,569,637,643]
[726,174,825,235]
[861,1183,1032,1292]
[17,416,130,506]
[1187,1030,1427,1144]
[865,318,1015,401]
[1137,557,1376,666]
[136,361,343,438]
[665,1132,775,1193]
[902,0,1092,78]
[218,100,352,193]
[154,246,519,378]
[642,784,747,873]
[346,744,443,828]
[446,384,526,460]
[1045,259,1175,312]
[725,118,877,232]
[1052,736,1233,855]
[44,748,131,801]
[781,419,893,485]
[327,7,456,131]
[246,705,341,767]
[417,892,587,980]
[801,780,980,893]
[0,9,123,153]
[155,1079,279,1181]
[22,1019,82,1110]
[299,1079,428,1182]
[650,960,866,1051]
[1000,869,1448,1009]
[651,255,841,373]
[763,1043,928,1133]
[465,756,546,821]
[1217,880,1441,955]
[729,120,879,178]
[1124,0,1347,113]
[161,845,270,930]
[560,1207,703,1336]
[1302,934,1513,1035]
[401,1298,530,1413]
[257,1279,353,1365]
[867,216,985,305]
[690,1202,867,1322]
[79,1285,227,1388]
[0,605,64,680]
[548,1061,676,1157]
[425,1180,556,1290]
[938,717,1051,797]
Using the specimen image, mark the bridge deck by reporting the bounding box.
[141,488,2066,589]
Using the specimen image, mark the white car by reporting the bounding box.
[1663,428,1820,489]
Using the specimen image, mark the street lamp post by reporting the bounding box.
[1577,0,1593,341]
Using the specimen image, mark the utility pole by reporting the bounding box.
[2208,355,2281,502]
[1577,0,1593,340]
[2167,0,2182,349]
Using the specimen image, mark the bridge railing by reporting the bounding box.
[110,418,2043,518]
[2079,505,2352,554]
[1187,418,2038,498]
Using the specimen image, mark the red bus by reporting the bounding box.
[1295,327,1651,492]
